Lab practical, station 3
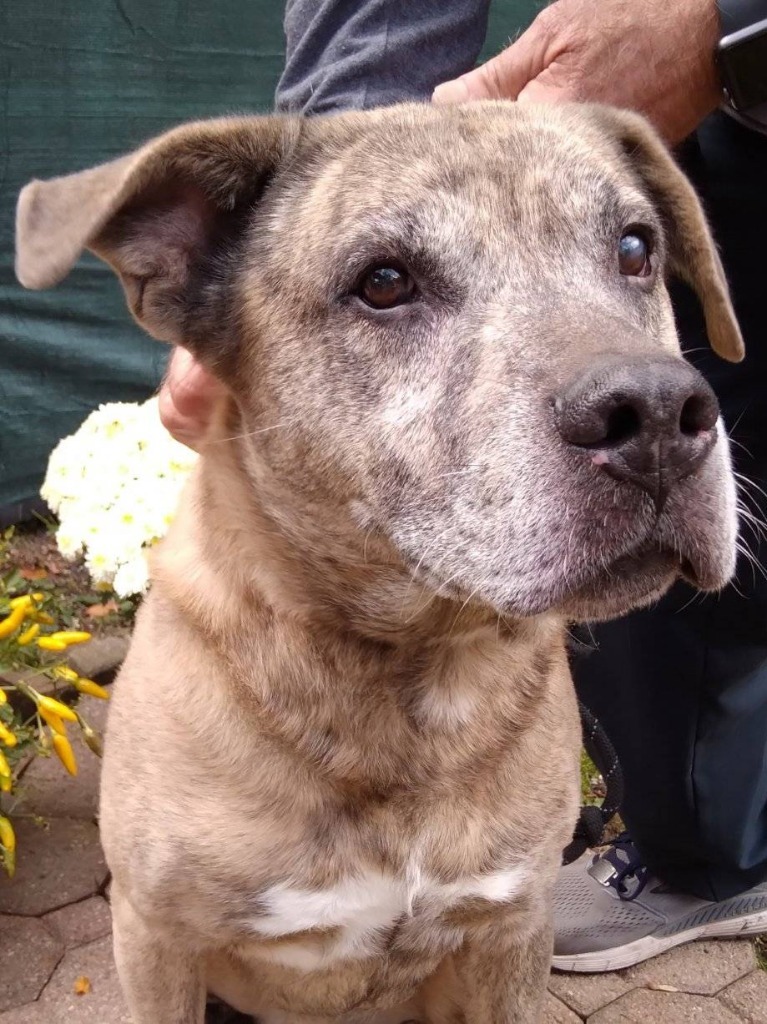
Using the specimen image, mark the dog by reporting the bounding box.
[15,101,743,1023]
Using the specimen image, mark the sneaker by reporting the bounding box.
[553,833,767,972]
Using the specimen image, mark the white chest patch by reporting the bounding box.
[248,862,528,971]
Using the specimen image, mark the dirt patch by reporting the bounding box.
[1,520,137,639]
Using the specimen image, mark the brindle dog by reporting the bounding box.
[15,102,742,1023]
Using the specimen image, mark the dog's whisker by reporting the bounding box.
[736,536,767,583]
[734,470,767,507]
[404,565,465,625]
[432,465,485,480]
[728,436,754,458]
[448,583,485,638]
[401,532,452,613]
[727,407,749,438]
[212,421,293,444]
[736,504,767,545]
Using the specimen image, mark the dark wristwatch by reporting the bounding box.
[717,0,767,112]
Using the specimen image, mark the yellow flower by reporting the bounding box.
[31,592,44,602]
[0,689,6,705]
[52,734,78,776]
[73,678,110,700]
[35,612,55,625]
[49,631,91,646]
[54,666,79,682]
[37,637,68,652]
[37,694,78,723]
[0,815,16,877]
[0,723,18,748]
[40,708,67,736]
[0,776,11,793]
[0,606,27,639]
[9,595,33,611]
[0,750,11,777]
[17,623,40,646]
[0,817,15,852]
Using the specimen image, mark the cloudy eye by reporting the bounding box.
[618,230,653,278]
[357,266,416,309]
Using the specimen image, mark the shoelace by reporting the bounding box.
[590,832,650,902]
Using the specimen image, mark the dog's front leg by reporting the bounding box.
[111,884,206,1024]
[451,918,553,1024]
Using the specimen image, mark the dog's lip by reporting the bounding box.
[608,541,720,592]
[605,542,679,577]
[552,540,680,608]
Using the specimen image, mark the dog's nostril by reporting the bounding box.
[602,403,642,447]
[679,394,716,436]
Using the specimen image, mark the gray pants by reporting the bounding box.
[271,0,767,902]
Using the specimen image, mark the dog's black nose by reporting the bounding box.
[555,356,720,505]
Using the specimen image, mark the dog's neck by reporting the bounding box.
[158,420,541,650]
[153,428,569,788]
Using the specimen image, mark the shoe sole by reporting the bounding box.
[552,908,767,973]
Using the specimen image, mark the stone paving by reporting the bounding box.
[1,666,765,1022]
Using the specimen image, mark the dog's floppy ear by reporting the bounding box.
[16,116,294,345]
[597,106,744,363]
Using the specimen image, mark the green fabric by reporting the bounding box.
[484,0,543,60]
[0,0,540,518]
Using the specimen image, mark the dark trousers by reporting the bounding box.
[275,0,767,901]
[578,115,767,900]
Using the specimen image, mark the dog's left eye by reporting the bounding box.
[357,266,416,309]
[618,231,653,278]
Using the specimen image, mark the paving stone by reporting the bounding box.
[0,937,130,1024]
[19,698,108,821]
[545,991,584,1022]
[622,939,756,996]
[0,916,63,1012]
[719,968,767,1023]
[549,970,633,1017]
[0,819,107,917]
[44,896,111,950]
[66,636,128,682]
[587,988,744,1023]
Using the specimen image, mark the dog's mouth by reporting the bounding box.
[403,522,730,623]
[607,541,690,580]
[525,541,675,619]
[555,534,723,621]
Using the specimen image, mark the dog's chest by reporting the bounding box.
[244,859,529,971]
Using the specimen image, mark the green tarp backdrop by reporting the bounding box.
[0,1,538,522]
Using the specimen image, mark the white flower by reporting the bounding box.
[113,553,150,599]
[41,397,198,596]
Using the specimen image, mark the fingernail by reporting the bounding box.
[432,78,471,105]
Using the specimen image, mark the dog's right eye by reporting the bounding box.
[357,266,416,309]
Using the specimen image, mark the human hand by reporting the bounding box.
[432,0,722,144]
[158,348,224,452]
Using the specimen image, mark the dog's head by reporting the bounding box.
[16,103,742,623]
